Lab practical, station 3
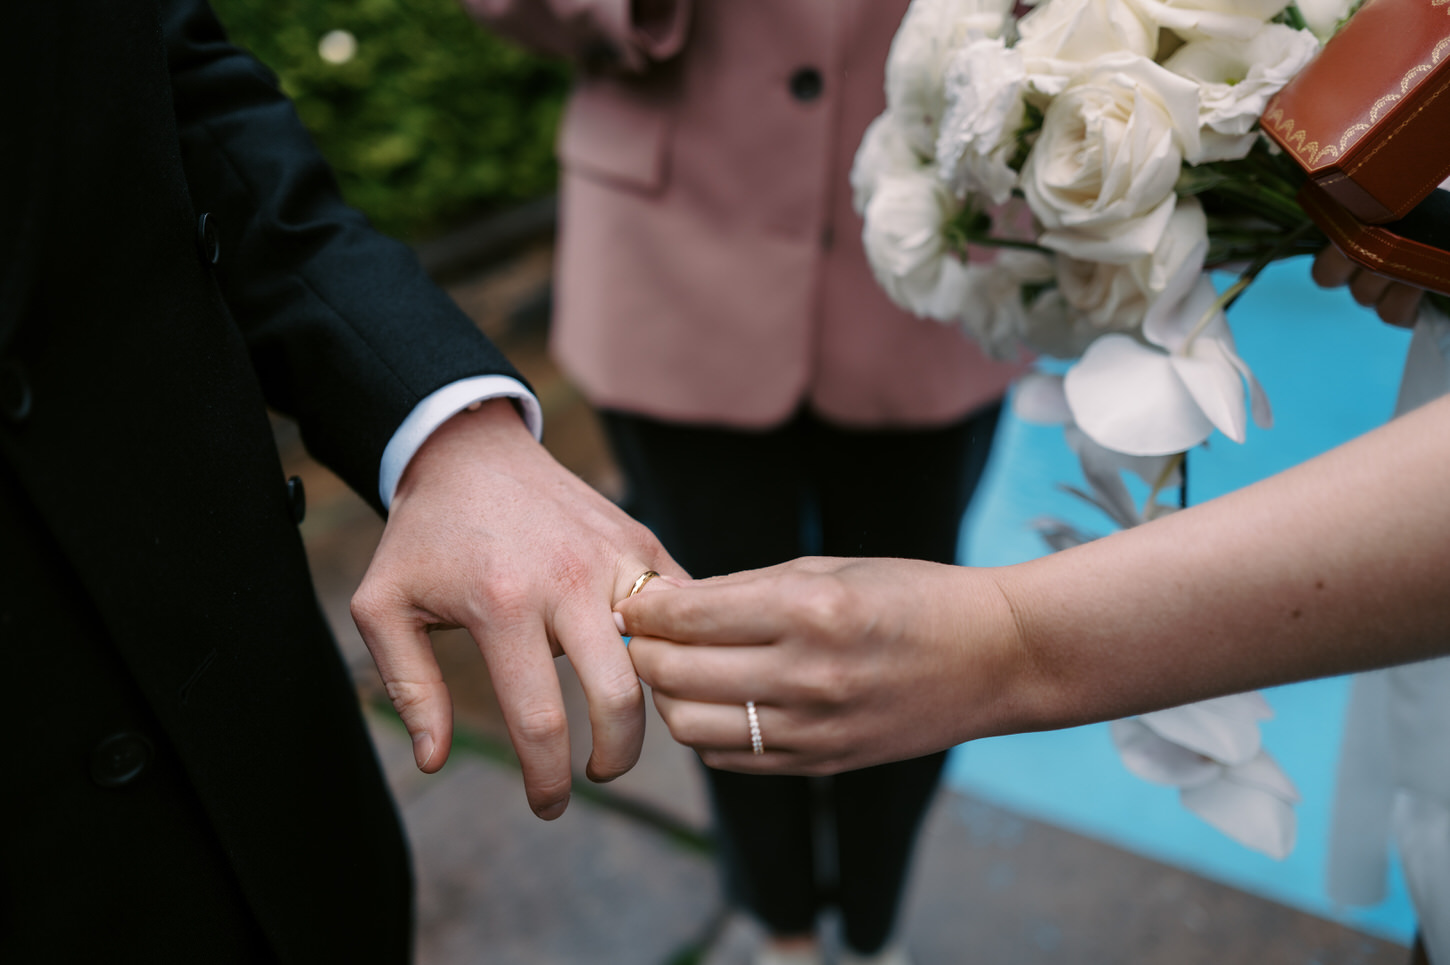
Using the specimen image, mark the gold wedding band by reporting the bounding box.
[627,570,660,598]
[746,701,764,756]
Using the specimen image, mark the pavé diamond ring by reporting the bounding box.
[746,701,764,756]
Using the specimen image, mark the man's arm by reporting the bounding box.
[163,0,683,817]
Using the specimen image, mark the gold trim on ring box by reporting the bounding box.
[1264,36,1450,169]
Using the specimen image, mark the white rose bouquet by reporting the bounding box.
[854,0,1433,858]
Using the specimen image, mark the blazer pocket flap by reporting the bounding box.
[558,75,670,193]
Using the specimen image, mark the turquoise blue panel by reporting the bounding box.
[952,257,1417,943]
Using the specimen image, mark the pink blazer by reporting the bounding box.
[464,0,1025,428]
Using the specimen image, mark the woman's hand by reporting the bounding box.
[617,557,1031,775]
[1311,244,1425,327]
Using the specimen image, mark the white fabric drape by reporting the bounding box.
[1328,303,1450,961]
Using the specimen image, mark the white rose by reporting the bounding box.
[1295,0,1355,39]
[852,113,927,216]
[935,38,1027,204]
[1022,53,1202,264]
[954,250,1058,358]
[1165,24,1320,161]
[1043,198,1208,356]
[862,170,972,319]
[885,0,1017,156]
[1015,0,1158,97]
[1127,0,1291,41]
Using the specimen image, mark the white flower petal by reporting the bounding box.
[918,255,979,321]
[1294,0,1355,38]
[1017,0,1158,83]
[1191,691,1275,721]
[1033,517,1100,551]
[936,39,1026,204]
[886,0,1016,156]
[1064,427,1145,527]
[851,113,925,215]
[1129,0,1291,41]
[862,171,964,317]
[1220,336,1274,430]
[1196,130,1261,163]
[1139,700,1263,765]
[1143,268,1218,351]
[1166,26,1319,162]
[1181,773,1298,858]
[1171,339,1250,444]
[1023,54,1200,258]
[1012,372,1072,424]
[1222,749,1301,804]
[1039,193,1179,264]
[1111,718,1224,788]
[1064,334,1215,455]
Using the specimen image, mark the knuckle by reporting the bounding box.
[788,661,858,710]
[512,700,569,749]
[479,575,534,622]
[591,669,643,721]
[792,578,856,636]
[350,584,388,630]
[383,679,437,721]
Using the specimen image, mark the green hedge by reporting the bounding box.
[210,0,571,241]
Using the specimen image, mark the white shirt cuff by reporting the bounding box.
[378,375,543,509]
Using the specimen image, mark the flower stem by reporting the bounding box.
[1142,452,1186,522]
[1184,220,1320,353]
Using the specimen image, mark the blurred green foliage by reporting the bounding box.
[210,0,570,240]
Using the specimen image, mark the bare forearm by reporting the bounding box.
[997,392,1450,734]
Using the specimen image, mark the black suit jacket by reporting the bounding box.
[0,1,524,960]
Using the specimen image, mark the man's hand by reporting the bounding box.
[1312,244,1425,327]
[351,399,682,819]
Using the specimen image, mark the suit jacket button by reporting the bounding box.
[789,67,823,102]
[196,211,221,265]
[0,360,32,424]
[287,474,306,524]
[90,732,153,788]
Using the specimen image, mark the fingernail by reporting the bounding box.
[613,612,627,635]
[536,797,569,821]
[413,731,436,771]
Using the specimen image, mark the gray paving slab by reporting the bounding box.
[369,712,722,965]
[898,793,1407,965]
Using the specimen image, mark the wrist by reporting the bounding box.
[392,398,537,508]
[972,563,1063,739]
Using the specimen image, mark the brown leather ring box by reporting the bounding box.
[1261,0,1450,292]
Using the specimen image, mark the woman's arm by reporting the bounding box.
[620,392,1450,774]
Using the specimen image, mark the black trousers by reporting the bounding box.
[602,403,1002,954]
